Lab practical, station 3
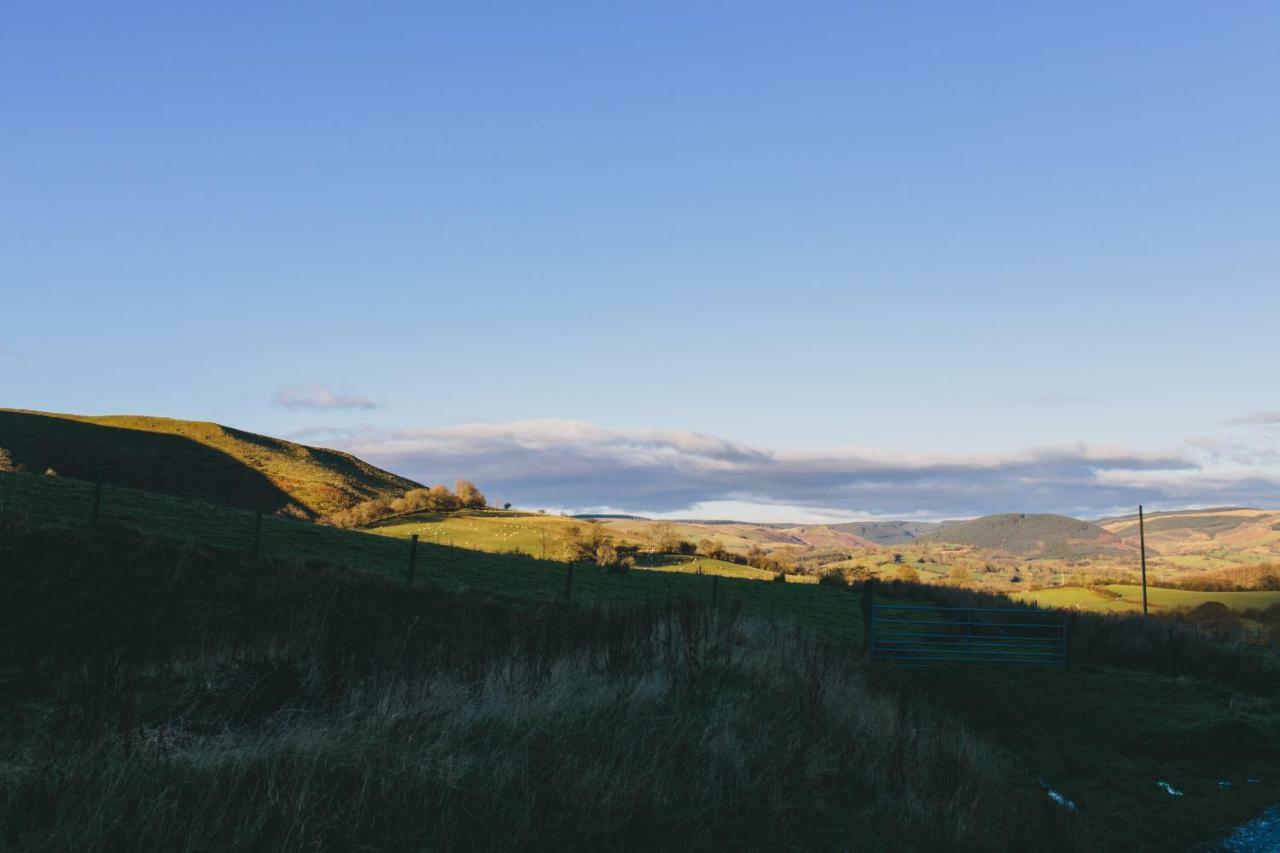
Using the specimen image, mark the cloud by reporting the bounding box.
[273,385,377,412]
[1026,394,1097,405]
[292,418,1280,520]
[1225,411,1280,426]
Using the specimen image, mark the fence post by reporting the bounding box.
[861,579,876,655]
[406,534,419,587]
[90,473,102,526]
[253,510,263,557]
[563,562,575,601]
[710,574,719,608]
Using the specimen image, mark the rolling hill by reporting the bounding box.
[0,409,418,517]
[921,512,1136,557]
[827,520,945,546]
[1101,507,1280,555]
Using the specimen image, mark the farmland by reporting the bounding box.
[1015,585,1280,614]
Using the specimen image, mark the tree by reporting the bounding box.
[0,448,14,472]
[426,485,459,512]
[892,564,920,583]
[455,480,486,509]
[652,523,682,554]
[503,502,512,511]
[595,541,619,567]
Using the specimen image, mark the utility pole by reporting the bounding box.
[1139,505,1148,616]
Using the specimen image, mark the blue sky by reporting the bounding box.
[3,2,1279,518]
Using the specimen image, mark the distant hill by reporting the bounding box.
[921,513,1135,557]
[0,409,419,518]
[1099,507,1280,554]
[827,520,945,546]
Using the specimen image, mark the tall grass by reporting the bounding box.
[0,523,1038,852]
[875,579,1280,693]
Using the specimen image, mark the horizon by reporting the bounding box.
[4,3,1279,519]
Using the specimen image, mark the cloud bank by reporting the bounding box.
[273,385,377,412]
[295,419,1280,520]
[1226,411,1280,426]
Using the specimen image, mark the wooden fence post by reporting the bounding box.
[563,562,575,601]
[406,534,419,587]
[861,578,876,655]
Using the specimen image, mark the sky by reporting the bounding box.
[3,2,1279,520]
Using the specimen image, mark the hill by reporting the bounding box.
[921,512,1135,557]
[4,470,1280,851]
[1101,508,1280,555]
[0,409,418,517]
[827,520,945,546]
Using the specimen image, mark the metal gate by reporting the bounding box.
[869,602,1067,668]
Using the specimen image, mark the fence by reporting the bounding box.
[869,602,1068,668]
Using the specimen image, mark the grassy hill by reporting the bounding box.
[1101,508,1280,555]
[828,520,945,545]
[921,513,1135,558]
[4,469,1280,850]
[0,409,418,518]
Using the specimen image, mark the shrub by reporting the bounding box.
[818,568,849,588]
[891,565,920,583]
[455,480,486,509]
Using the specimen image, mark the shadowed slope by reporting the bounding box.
[0,410,418,517]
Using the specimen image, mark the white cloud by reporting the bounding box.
[273,385,377,412]
[1225,411,1280,426]
[289,418,1280,520]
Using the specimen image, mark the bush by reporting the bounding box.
[817,569,849,588]
[455,480,487,509]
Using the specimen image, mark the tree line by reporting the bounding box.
[324,480,488,528]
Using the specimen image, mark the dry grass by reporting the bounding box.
[0,524,1034,852]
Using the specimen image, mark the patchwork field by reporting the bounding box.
[1014,585,1280,614]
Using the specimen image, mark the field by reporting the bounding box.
[1014,585,1280,614]
[5,469,1280,850]
[368,510,818,583]
[0,472,843,634]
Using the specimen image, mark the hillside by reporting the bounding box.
[828,520,945,546]
[1101,508,1280,555]
[921,512,1135,557]
[4,469,1280,851]
[0,409,418,517]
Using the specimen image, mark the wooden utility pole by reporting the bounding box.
[1139,505,1148,616]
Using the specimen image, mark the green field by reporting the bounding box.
[1013,584,1280,614]
[368,511,819,582]
[1012,586,1141,612]
[0,472,850,636]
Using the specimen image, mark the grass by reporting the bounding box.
[0,408,417,516]
[1013,585,1280,614]
[0,471,856,639]
[1011,587,1140,613]
[0,525,1030,852]
[5,470,1280,850]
